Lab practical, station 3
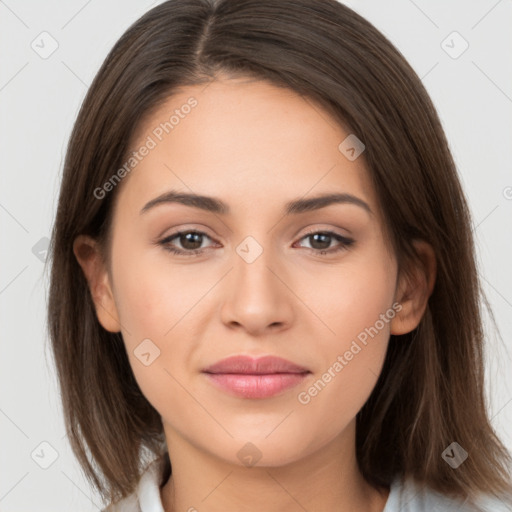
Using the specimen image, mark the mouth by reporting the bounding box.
[202,355,311,399]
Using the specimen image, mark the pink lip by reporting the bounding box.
[202,355,310,399]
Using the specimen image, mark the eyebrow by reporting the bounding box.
[140,190,372,216]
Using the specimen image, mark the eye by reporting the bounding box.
[294,230,354,255]
[157,229,354,257]
[158,230,217,256]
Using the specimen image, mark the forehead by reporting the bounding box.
[114,77,381,222]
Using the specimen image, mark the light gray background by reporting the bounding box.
[1,0,511,510]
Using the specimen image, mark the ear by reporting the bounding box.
[73,234,121,333]
[390,239,436,335]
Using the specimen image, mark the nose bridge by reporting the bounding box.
[233,232,280,295]
[219,231,293,332]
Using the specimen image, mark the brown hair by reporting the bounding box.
[46,0,512,507]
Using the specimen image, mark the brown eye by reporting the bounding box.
[159,230,215,256]
[158,229,354,258]
[295,231,354,255]
[176,232,204,250]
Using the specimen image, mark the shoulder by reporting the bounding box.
[384,475,512,512]
[102,456,167,512]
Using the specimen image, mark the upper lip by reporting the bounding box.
[202,355,310,375]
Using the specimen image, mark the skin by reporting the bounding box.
[74,75,436,511]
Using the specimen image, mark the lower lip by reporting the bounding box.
[203,372,309,399]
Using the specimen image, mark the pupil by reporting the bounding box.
[310,233,330,250]
[181,232,202,250]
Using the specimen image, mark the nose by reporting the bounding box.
[219,240,295,336]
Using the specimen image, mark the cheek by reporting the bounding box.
[294,242,396,415]
[307,239,396,348]
[110,246,215,403]
[113,245,211,345]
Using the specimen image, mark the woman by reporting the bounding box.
[47,0,512,510]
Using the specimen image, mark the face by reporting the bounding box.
[79,76,421,468]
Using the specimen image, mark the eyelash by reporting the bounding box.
[158,229,354,257]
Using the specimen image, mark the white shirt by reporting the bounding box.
[102,455,512,511]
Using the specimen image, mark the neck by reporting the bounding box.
[160,419,390,512]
